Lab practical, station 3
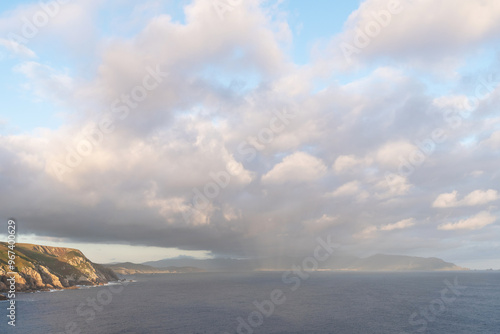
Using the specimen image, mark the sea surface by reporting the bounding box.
[1,271,499,333]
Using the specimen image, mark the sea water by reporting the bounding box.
[0,271,498,333]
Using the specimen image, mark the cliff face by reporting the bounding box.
[0,243,118,292]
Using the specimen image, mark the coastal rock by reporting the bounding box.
[0,242,118,293]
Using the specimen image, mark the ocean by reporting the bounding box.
[1,271,498,333]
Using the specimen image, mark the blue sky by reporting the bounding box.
[0,0,363,134]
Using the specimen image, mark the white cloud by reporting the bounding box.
[262,151,327,184]
[0,38,36,58]
[375,173,412,199]
[432,190,459,208]
[462,189,500,206]
[433,189,499,208]
[380,218,415,231]
[303,214,338,232]
[1,0,500,264]
[332,155,366,173]
[327,180,370,202]
[335,0,500,69]
[14,61,75,105]
[355,218,415,238]
[375,140,417,168]
[481,130,500,149]
[354,225,378,239]
[329,181,360,197]
[438,211,497,231]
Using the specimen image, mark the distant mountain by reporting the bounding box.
[143,257,261,272]
[347,254,467,271]
[144,253,468,272]
[0,243,118,293]
[103,262,204,275]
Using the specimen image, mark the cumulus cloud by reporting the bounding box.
[380,218,415,231]
[329,181,360,197]
[355,218,415,239]
[334,0,500,70]
[375,174,412,199]
[438,211,497,231]
[261,151,327,184]
[433,189,499,208]
[0,38,36,58]
[303,214,339,233]
[354,225,379,239]
[332,155,366,173]
[481,130,500,149]
[0,0,500,264]
[327,181,370,202]
[374,140,417,169]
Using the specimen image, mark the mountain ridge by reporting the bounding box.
[143,253,468,272]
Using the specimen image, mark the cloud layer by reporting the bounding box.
[0,0,499,266]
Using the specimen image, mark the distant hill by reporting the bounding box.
[347,254,467,271]
[144,253,468,272]
[103,262,204,275]
[0,243,118,292]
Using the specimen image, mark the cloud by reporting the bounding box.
[355,218,415,239]
[334,0,500,70]
[332,155,366,173]
[432,190,459,208]
[375,174,412,199]
[329,181,360,197]
[0,38,37,58]
[375,140,417,169]
[303,214,338,233]
[433,189,499,208]
[14,61,75,105]
[354,225,378,239]
[1,0,500,266]
[380,218,415,231]
[261,151,327,184]
[438,211,497,231]
[327,180,370,202]
[481,130,500,149]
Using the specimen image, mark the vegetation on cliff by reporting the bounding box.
[0,243,118,292]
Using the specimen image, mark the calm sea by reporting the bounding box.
[1,271,498,333]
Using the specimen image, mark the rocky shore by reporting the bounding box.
[0,242,118,293]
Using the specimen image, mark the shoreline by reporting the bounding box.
[0,279,135,298]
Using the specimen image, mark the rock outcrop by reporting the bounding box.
[0,242,118,293]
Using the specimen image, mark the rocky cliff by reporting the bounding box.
[0,242,118,292]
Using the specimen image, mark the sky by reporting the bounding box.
[0,0,499,269]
